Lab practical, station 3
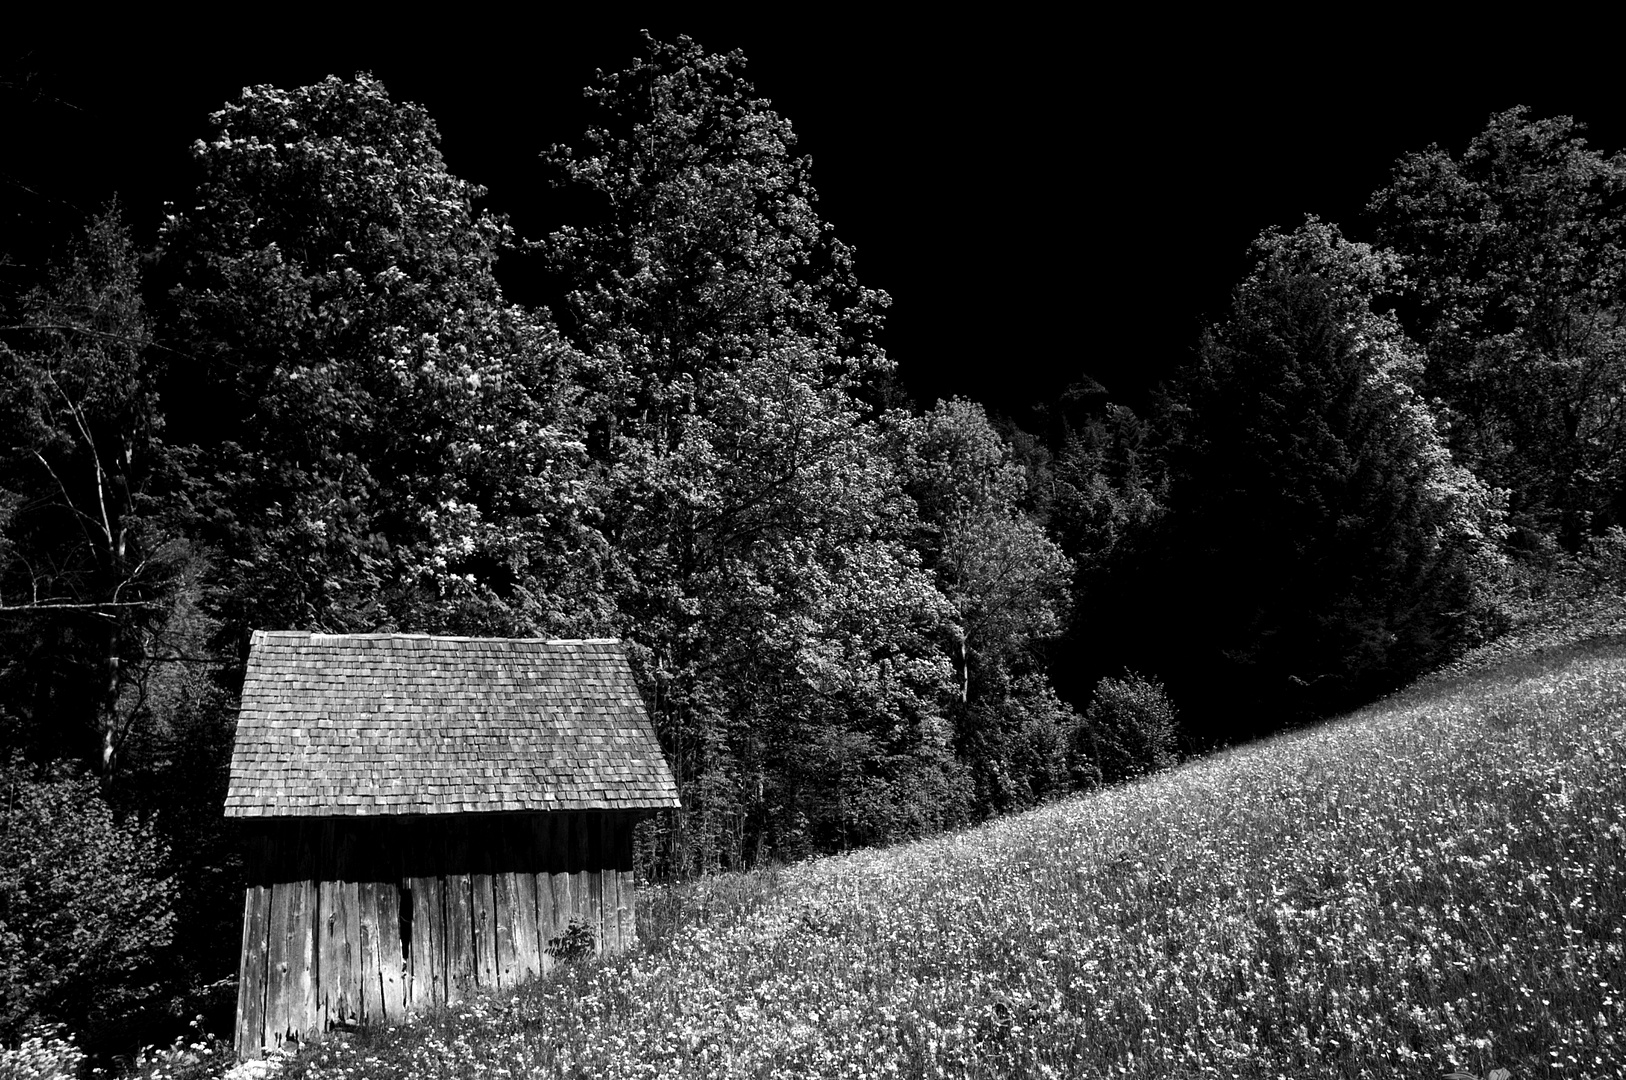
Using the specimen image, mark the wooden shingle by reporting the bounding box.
[225,632,682,817]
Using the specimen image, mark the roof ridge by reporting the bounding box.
[250,630,622,645]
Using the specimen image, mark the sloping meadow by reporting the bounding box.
[285,635,1626,1079]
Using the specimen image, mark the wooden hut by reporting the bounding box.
[225,631,681,1058]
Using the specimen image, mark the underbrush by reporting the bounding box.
[261,627,1626,1078]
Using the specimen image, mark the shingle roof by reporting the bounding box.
[225,631,682,817]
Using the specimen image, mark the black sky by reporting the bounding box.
[7,19,1624,425]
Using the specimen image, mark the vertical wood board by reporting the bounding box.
[471,853,497,989]
[548,814,572,955]
[406,874,440,1010]
[514,869,542,979]
[539,813,559,975]
[588,816,605,955]
[262,874,294,1048]
[620,868,637,950]
[315,822,339,1032]
[405,819,442,1010]
[291,824,318,1043]
[618,814,637,952]
[335,826,361,1027]
[375,881,405,1022]
[235,880,271,1058]
[600,815,621,954]
[571,813,590,929]
[443,822,475,1003]
[357,881,379,1025]
[507,819,541,980]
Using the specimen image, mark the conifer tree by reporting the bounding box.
[1160,220,1504,735]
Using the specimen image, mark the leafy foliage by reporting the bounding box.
[890,399,1076,814]
[0,1027,84,1080]
[542,37,968,867]
[161,74,594,646]
[1045,398,1168,707]
[0,757,175,1049]
[1075,671,1178,784]
[1372,107,1626,547]
[542,35,890,418]
[121,1020,236,1080]
[544,920,596,964]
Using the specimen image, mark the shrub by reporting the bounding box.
[545,920,596,963]
[124,1018,235,1080]
[957,677,1080,815]
[0,756,176,1049]
[1582,525,1626,592]
[0,1027,83,1080]
[1074,672,1178,783]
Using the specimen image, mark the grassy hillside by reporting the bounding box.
[281,630,1626,1079]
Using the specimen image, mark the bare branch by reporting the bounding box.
[41,371,115,548]
[0,599,160,614]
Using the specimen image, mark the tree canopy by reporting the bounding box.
[538,37,983,866]
[1372,107,1626,547]
[160,74,595,646]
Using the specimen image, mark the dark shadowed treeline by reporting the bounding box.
[1,37,1623,1062]
[1053,108,1626,744]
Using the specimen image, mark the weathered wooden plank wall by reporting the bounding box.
[612,812,635,950]
[471,838,497,990]
[443,820,475,1004]
[375,879,406,1022]
[404,818,442,1011]
[548,814,572,956]
[235,812,644,1059]
[532,815,557,975]
[235,829,270,1059]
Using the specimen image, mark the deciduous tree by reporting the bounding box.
[160,74,596,647]
[1371,108,1626,547]
[0,207,186,772]
[543,37,960,866]
[890,399,1076,813]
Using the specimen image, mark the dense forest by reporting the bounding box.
[3,34,1625,1064]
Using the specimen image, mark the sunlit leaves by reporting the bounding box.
[540,39,957,868]
[890,399,1077,813]
[162,75,589,642]
[1371,107,1626,544]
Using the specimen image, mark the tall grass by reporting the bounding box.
[281,633,1626,1079]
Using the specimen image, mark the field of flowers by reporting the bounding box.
[274,631,1626,1079]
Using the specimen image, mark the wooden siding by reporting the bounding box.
[235,812,639,1058]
